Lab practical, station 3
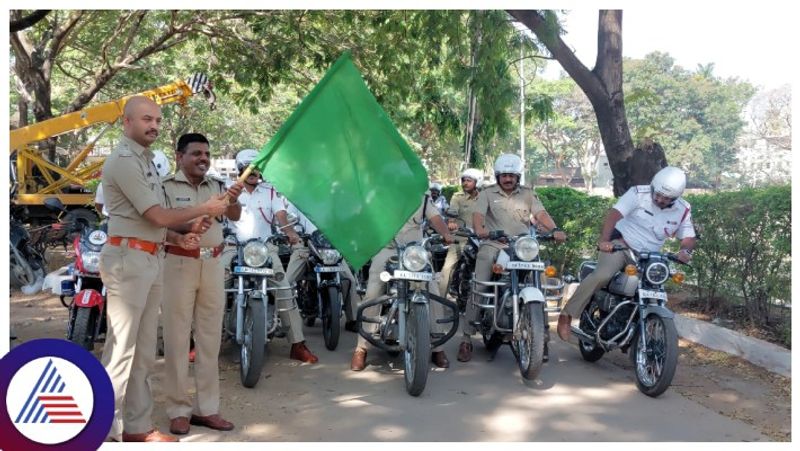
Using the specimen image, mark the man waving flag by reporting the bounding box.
[244,51,428,268]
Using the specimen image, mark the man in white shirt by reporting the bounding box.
[557,166,697,340]
[230,149,318,363]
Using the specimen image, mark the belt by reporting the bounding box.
[165,243,225,259]
[108,236,160,255]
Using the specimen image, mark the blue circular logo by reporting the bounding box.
[1,339,113,451]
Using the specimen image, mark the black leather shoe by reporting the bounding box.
[344,320,358,333]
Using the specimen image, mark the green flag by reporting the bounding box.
[251,51,428,269]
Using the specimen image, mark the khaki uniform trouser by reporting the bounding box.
[355,248,447,352]
[268,245,304,344]
[99,244,163,439]
[437,238,465,298]
[461,242,503,338]
[162,253,224,419]
[562,238,630,318]
[285,244,362,322]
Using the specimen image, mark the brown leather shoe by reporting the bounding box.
[431,351,450,368]
[169,416,190,435]
[289,341,319,363]
[190,414,235,431]
[557,314,572,341]
[350,347,367,371]
[456,341,473,362]
[122,429,179,442]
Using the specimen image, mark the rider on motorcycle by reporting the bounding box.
[556,166,697,341]
[456,154,566,363]
[438,168,483,297]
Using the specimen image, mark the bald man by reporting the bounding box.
[100,96,229,442]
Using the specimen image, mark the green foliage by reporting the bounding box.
[442,184,460,203]
[535,187,614,273]
[685,186,791,344]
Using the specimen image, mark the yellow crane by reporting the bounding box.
[10,73,215,224]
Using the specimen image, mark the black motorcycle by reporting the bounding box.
[446,223,481,313]
[296,230,348,350]
[10,210,45,292]
[569,245,687,397]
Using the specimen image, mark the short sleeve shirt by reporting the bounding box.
[94,183,109,217]
[447,191,479,229]
[232,183,286,241]
[162,170,226,247]
[613,185,696,252]
[474,184,545,236]
[101,135,166,242]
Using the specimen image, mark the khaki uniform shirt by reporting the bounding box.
[475,184,545,237]
[447,191,480,229]
[101,135,167,242]
[393,196,440,247]
[162,170,226,247]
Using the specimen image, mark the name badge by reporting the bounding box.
[176,197,191,201]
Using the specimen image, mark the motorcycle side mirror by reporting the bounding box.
[44,197,67,213]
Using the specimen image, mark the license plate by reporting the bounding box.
[315,265,345,273]
[393,270,433,281]
[506,261,545,270]
[639,289,668,301]
[234,266,274,276]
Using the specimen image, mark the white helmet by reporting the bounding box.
[461,168,483,188]
[235,149,259,172]
[494,153,523,177]
[151,150,170,177]
[651,166,686,199]
[429,182,442,192]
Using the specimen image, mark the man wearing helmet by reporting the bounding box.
[457,153,566,363]
[438,168,482,297]
[229,149,319,364]
[429,182,449,217]
[556,166,697,341]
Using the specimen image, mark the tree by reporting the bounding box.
[10,10,50,33]
[509,10,664,196]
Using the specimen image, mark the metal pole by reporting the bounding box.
[519,42,526,186]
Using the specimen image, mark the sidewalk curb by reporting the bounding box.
[673,313,791,378]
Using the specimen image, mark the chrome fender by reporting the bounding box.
[519,286,545,304]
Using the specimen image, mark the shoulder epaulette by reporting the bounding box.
[635,185,651,193]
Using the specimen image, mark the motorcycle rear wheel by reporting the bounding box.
[240,300,266,388]
[404,302,431,397]
[633,314,678,397]
[71,308,97,351]
[516,303,545,380]
[322,286,342,350]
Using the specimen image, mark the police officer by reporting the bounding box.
[99,96,228,442]
[281,201,363,332]
[456,154,566,363]
[161,133,243,435]
[557,166,696,340]
[429,182,448,218]
[230,149,318,363]
[95,151,170,217]
[350,194,456,371]
[438,168,482,297]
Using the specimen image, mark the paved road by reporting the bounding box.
[141,314,767,442]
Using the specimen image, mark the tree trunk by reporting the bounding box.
[508,10,665,196]
[464,12,483,167]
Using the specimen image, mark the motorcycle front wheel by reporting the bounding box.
[404,302,431,397]
[516,303,545,380]
[633,314,678,397]
[322,286,342,350]
[578,301,606,362]
[70,307,97,351]
[240,299,266,388]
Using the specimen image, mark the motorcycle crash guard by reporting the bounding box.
[519,287,545,304]
[73,288,104,308]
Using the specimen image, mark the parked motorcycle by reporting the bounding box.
[221,228,287,388]
[10,208,46,293]
[296,229,348,350]
[356,235,459,396]
[444,219,481,313]
[470,229,563,381]
[568,245,686,397]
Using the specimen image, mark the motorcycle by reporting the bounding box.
[356,235,459,396]
[470,228,563,381]
[295,229,348,350]
[443,217,481,313]
[10,208,46,293]
[568,245,685,397]
[221,228,287,388]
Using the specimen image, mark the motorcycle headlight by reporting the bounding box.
[82,251,102,273]
[243,241,269,267]
[514,236,539,261]
[401,245,429,272]
[645,262,669,285]
[320,248,341,265]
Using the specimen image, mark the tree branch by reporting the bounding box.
[10,10,50,32]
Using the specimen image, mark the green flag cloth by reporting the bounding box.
[251,51,428,269]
